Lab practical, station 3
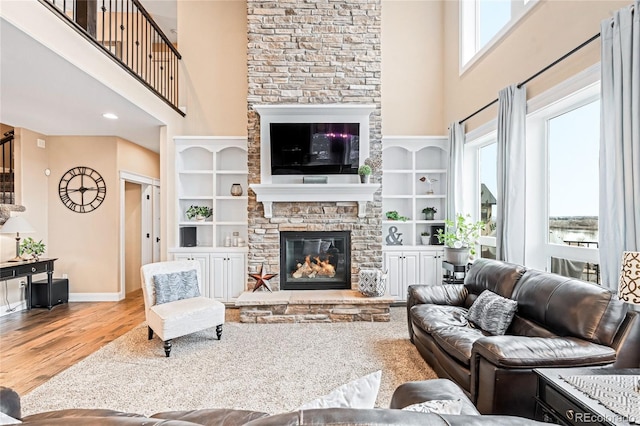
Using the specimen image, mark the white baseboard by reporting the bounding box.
[0,293,122,317]
[69,293,122,302]
[0,301,27,317]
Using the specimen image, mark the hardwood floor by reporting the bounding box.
[0,289,145,395]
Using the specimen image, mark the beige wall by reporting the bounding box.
[124,182,141,294]
[443,0,628,131]
[382,0,444,135]
[47,136,119,294]
[117,138,160,179]
[178,0,248,136]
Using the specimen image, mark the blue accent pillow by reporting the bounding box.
[153,269,200,305]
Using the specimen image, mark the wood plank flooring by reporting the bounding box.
[0,290,145,395]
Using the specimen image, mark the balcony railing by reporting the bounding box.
[39,0,183,115]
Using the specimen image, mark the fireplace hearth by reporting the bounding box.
[280,231,351,290]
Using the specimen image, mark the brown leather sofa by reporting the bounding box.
[407,258,640,419]
[1,380,545,425]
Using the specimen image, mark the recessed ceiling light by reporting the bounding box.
[102,113,118,120]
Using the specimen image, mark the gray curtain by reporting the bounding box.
[599,1,640,291]
[496,84,527,264]
[447,122,465,221]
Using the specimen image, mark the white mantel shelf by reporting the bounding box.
[250,183,380,218]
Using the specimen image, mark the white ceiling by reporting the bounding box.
[142,0,177,44]
[0,3,178,153]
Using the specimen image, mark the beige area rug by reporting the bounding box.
[22,307,436,417]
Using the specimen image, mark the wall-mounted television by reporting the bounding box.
[270,123,359,175]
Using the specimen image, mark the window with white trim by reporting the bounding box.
[464,76,600,282]
[460,0,538,71]
[464,130,497,260]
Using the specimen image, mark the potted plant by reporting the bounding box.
[186,205,213,221]
[385,210,409,221]
[436,213,484,265]
[420,231,431,245]
[422,206,437,220]
[358,164,372,183]
[20,237,46,261]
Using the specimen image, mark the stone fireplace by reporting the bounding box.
[246,0,382,292]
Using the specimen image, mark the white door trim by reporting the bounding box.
[119,171,160,300]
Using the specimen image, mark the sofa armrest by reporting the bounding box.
[472,336,617,368]
[407,284,468,307]
[406,285,468,341]
[389,379,480,415]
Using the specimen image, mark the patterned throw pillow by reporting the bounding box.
[402,399,464,415]
[467,290,518,335]
[153,270,201,305]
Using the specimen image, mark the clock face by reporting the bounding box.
[58,166,106,213]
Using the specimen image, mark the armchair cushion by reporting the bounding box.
[467,290,518,336]
[153,269,200,305]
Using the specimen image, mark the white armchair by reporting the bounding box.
[140,260,225,357]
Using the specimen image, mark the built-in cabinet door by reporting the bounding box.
[403,252,420,296]
[420,251,443,286]
[384,251,403,299]
[209,253,226,301]
[210,252,246,301]
[172,253,210,297]
[226,253,246,300]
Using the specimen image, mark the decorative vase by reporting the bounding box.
[420,235,431,245]
[230,183,243,196]
[360,175,369,184]
[444,247,470,265]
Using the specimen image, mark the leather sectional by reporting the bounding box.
[1,380,546,425]
[407,258,640,418]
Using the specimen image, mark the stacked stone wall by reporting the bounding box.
[247,0,382,290]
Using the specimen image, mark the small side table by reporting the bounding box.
[442,261,467,284]
[535,367,639,426]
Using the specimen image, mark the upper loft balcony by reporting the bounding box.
[39,0,182,114]
[0,0,182,153]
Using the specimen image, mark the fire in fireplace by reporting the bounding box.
[280,231,351,290]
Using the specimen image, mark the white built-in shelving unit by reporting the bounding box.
[170,136,248,302]
[382,136,448,300]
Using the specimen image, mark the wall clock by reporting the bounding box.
[58,166,107,213]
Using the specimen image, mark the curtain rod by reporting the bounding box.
[458,32,601,125]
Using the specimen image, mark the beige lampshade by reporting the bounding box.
[0,216,35,234]
[618,251,640,305]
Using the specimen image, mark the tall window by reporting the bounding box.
[479,142,497,259]
[478,0,511,48]
[546,99,600,283]
[460,0,538,71]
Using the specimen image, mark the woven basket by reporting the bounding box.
[358,269,388,297]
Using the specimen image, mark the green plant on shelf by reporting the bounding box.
[385,211,409,222]
[186,205,213,220]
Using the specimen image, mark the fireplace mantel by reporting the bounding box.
[250,183,380,218]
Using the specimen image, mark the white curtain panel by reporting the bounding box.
[599,0,640,291]
[496,84,527,264]
[447,121,465,221]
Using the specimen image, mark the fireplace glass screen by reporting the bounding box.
[280,231,351,290]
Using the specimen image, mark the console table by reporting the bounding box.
[535,367,639,426]
[0,258,57,310]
